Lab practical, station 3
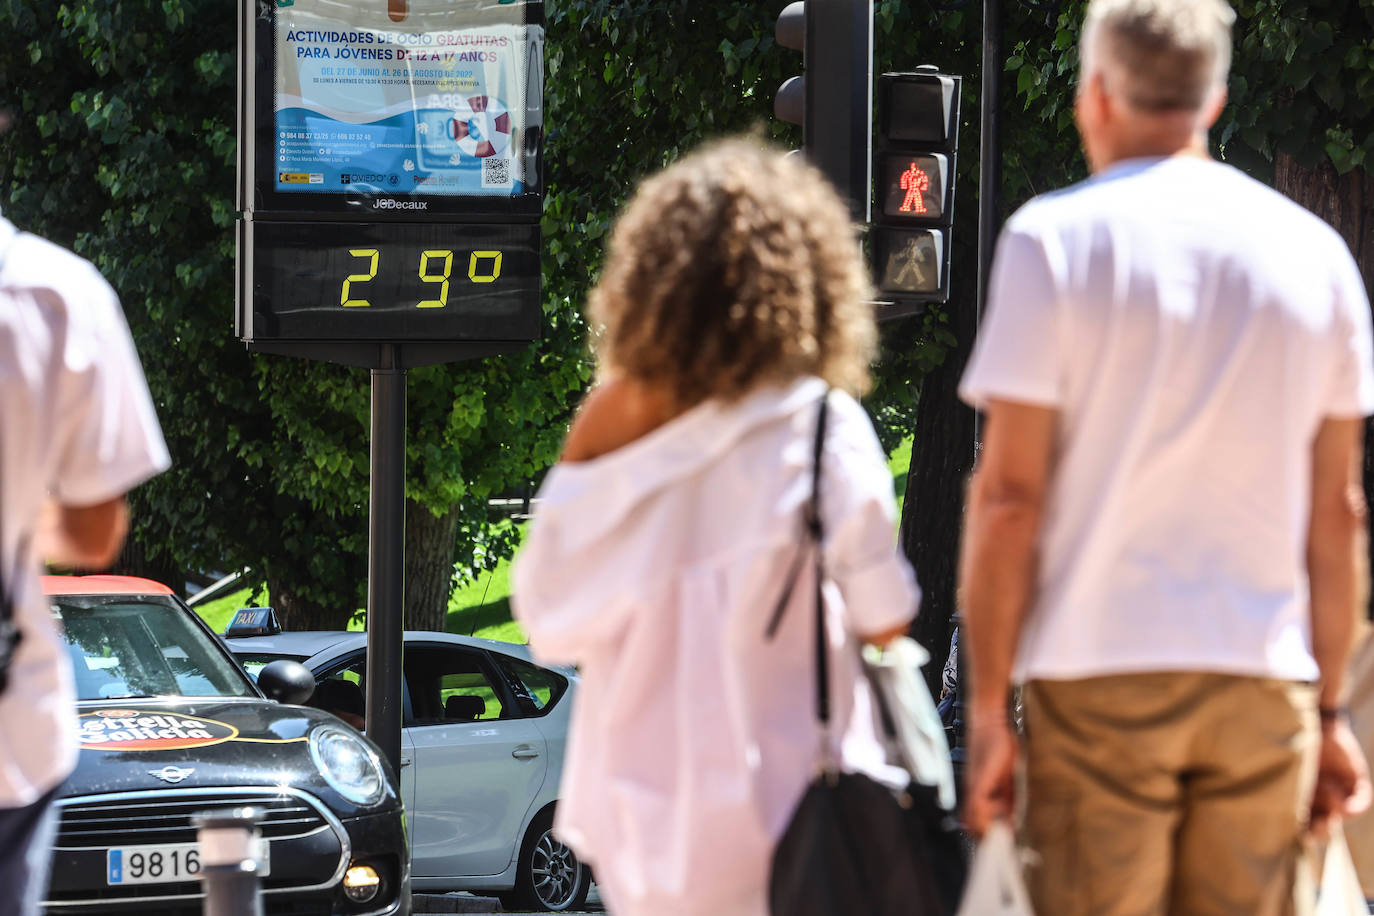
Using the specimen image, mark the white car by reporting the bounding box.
[228,628,588,912]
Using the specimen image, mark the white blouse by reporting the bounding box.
[512,377,920,916]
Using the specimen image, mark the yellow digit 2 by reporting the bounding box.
[417,250,454,308]
[340,248,380,307]
[468,250,502,284]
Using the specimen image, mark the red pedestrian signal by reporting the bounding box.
[879,153,947,221]
[899,162,930,214]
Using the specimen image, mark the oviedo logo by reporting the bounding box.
[78,711,239,751]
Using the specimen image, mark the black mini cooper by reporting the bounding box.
[40,576,409,916]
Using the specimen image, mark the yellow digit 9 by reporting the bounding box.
[417,250,453,308]
[468,250,502,284]
[340,248,380,307]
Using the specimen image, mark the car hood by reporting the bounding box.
[63,698,398,815]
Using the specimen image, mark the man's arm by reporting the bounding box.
[38,497,129,570]
[1307,416,1372,828]
[959,399,1058,836]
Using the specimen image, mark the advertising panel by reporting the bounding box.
[249,0,544,216]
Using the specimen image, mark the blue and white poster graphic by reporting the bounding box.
[274,0,542,198]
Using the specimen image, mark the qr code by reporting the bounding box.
[482,157,512,187]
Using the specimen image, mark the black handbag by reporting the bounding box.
[767,392,967,916]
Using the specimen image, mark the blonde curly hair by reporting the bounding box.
[588,137,877,407]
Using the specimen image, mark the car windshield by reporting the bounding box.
[235,653,308,681]
[54,595,256,701]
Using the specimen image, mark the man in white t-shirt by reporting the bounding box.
[0,215,170,914]
[958,0,1374,911]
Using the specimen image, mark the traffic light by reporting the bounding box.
[871,68,961,319]
[774,0,873,222]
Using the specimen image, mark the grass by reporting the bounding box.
[197,436,914,645]
[889,435,913,516]
[195,586,263,633]
[446,556,525,643]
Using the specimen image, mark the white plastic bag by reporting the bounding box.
[863,636,957,810]
[1316,826,1368,916]
[957,822,1035,916]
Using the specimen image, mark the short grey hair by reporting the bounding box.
[1080,0,1235,111]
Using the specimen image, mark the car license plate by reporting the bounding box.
[106,840,270,885]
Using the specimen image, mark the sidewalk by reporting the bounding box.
[412,886,605,914]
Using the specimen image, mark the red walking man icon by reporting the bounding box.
[900,162,930,214]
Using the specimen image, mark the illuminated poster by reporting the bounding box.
[273,0,542,198]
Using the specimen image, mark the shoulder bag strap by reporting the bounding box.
[763,389,830,726]
[0,229,28,692]
[0,229,30,633]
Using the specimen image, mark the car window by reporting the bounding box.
[405,646,512,724]
[236,653,309,681]
[55,596,255,700]
[311,659,367,730]
[493,655,568,716]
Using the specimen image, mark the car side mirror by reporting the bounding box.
[257,660,316,706]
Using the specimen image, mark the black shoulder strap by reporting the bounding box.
[0,229,27,693]
[0,229,33,620]
[763,389,831,725]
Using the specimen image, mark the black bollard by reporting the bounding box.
[194,807,265,916]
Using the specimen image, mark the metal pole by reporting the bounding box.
[366,343,406,777]
[195,807,264,916]
[953,0,1004,789]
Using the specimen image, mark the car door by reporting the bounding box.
[404,642,549,879]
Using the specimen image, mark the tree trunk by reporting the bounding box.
[899,311,979,697]
[404,500,460,631]
[1273,154,1374,615]
[266,578,341,631]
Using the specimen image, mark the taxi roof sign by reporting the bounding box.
[224,607,282,638]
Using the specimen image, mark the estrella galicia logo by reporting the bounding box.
[79,711,238,751]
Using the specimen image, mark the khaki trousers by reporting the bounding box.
[1022,673,1319,916]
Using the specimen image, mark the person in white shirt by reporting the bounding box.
[958,0,1374,912]
[512,138,920,916]
[0,215,170,915]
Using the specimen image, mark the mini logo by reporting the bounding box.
[95,709,138,718]
[149,765,195,784]
[375,199,428,210]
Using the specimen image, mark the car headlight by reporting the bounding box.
[309,724,384,806]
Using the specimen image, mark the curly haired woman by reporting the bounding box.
[512,138,921,916]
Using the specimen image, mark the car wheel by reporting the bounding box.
[513,810,591,912]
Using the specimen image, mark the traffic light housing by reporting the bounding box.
[774,0,872,222]
[871,69,961,319]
